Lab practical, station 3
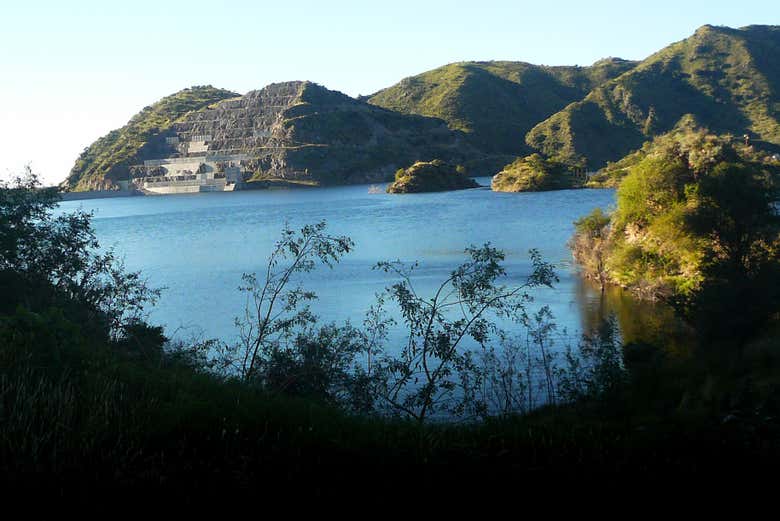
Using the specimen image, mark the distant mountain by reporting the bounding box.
[367,59,637,155]
[65,81,484,191]
[65,25,780,191]
[527,25,780,169]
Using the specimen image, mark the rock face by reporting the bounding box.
[491,154,581,192]
[386,160,479,193]
[66,81,485,191]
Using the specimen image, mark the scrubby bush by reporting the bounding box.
[386,160,477,193]
[491,153,580,192]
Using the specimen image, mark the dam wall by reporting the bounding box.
[142,178,236,194]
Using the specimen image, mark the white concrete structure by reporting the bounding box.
[140,153,246,194]
[187,140,209,154]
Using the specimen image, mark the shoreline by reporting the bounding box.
[58,179,324,201]
[57,176,602,201]
[59,189,142,201]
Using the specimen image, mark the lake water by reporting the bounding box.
[57,178,682,350]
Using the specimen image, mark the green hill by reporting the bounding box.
[64,86,240,191]
[65,81,485,190]
[527,25,780,169]
[367,59,637,156]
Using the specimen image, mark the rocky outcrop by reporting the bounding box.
[491,154,581,192]
[386,160,479,193]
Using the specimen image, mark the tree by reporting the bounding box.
[685,162,780,336]
[690,162,779,277]
[220,221,354,382]
[570,208,612,290]
[557,316,626,404]
[0,167,160,341]
[371,245,557,422]
[570,125,780,343]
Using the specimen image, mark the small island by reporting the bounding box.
[491,154,582,192]
[386,160,479,193]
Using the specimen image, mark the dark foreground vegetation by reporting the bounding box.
[2,166,780,502]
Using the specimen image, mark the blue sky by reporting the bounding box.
[2,0,778,185]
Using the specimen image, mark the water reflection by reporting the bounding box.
[575,275,696,358]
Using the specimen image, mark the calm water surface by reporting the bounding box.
[57,178,682,349]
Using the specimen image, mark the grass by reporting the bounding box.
[2,357,776,500]
[2,290,779,501]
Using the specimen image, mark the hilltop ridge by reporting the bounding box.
[526,24,780,168]
[367,58,637,155]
